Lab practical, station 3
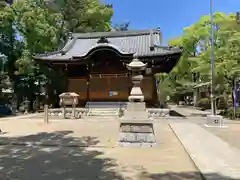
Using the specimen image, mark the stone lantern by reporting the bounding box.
[118,58,156,147]
[59,92,79,118]
[124,58,148,120]
[126,58,147,102]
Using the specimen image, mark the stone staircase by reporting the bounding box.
[85,108,121,118]
[84,101,125,119]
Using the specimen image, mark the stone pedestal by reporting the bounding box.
[118,122,155,147]
[123,102,149,120]
[204,114,228,128]
[118,59,156,147]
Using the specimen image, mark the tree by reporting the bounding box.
[0,0,114,111]
[43,0,113,44]
[165,12,240,103]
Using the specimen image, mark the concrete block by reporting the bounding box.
[204,115,228,128]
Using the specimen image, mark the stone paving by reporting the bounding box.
[0,117,202,180]
[168,105,211,117]
[171,105,240,150]
[187,117,240,150]
[169,119,240,180]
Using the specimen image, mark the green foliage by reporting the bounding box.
[217,96,227,109]
[0,0,114,111]
[226,107,240,119]
[44,0,113,34]
[10,0,62,74]
[197,98,211,110]
[167,12,240,99]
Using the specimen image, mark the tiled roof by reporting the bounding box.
[34,29,182,60]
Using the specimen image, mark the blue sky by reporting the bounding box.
[105,0,240,44]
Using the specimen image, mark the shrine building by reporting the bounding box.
[34,29,182,107]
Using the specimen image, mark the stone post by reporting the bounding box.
[11,95,17,115]
[62,103,66,119]
[72,97,77,119]
[44,104,49,124]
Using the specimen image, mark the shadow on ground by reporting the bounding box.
[0,130,100,146]
[141,171,240,180]
[169,110,185,117]
[0,131,238,180]
[0,131,124,180]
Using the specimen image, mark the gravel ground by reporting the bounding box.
[0,118,202,180]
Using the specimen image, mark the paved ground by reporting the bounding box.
[2,109,240,179]
[170,105,240,150]
[169,119,240,180]
[186,117,240,150]
[0,117,202,180]
[168,105,211,117]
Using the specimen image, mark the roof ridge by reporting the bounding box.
[72,29,161,39]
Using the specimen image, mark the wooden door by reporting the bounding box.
[88,74,130,101]
[141,76,154,101]
[68,78,88,100]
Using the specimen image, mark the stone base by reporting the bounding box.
[205,115,227,128]
[118,122,156,147]
[118,142,157,147]
[204,124,228,128]
[123,102,149,121]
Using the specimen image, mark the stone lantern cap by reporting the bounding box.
[59,92,79,106]
[59,92,79,98]
[126,58,147,71]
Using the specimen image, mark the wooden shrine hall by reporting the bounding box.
[34,29,182,107]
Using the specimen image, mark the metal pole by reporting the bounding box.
[210,0,216,115]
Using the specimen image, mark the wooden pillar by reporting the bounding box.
[86,64,90,103]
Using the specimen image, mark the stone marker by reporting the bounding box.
[204,114,228,128]
[118,58,156,147]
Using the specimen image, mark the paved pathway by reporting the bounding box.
[169,105,211,117]
[186,117,240,150]
[169,120,240,180]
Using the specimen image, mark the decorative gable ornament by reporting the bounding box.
[97,36,109,44]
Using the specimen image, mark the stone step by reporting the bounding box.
[88,112,119,116]
[87,108,120,117]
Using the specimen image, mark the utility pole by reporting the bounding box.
[210,0,216,115]
[233,12,240,118]
[237,12,240,24]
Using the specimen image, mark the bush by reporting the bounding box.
[197,98,211,110]
[226,107,240,119]
[217,96,227,109]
